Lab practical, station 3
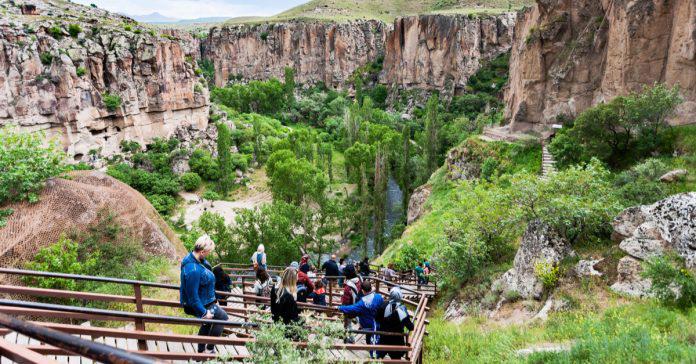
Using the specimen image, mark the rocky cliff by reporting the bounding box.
[203,13,516,92]
[382,14,515,95]
[505,0,696,131]
[202,20,387,88]
[0,0,209,160]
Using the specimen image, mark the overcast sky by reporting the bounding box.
[74,0,308,19]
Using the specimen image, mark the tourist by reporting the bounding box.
[212,265,231,306]
[359,257,371,277]
[376,287,414,359]
[309,279,327,306]
[308,265,318,279]
[424,260,431,283]
[250,244,267,271]
[338,281,384,358]
[338,258,346,287]
[270,267,301,325]
[179,235,229,354]
[415,262,426,285]
[296,263,315,303]
[341,262,362,343]
[381,263,397,282]
[300,253,310,267]
[252,268,272,307]
[322,254,340,281]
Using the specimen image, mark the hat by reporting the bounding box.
[290,261,299,269]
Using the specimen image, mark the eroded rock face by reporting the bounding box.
[505,0,696,131]
[494,220,574,300]
[610,256,653,298]
[383,14,515,95]
[202,21,387,88]
[613,192,696,269]
[0,1,209,160]
[203,13,516,93]
[407,184,431,225]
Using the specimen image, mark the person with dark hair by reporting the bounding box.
[338,280,384,358]
[415,262,426,285]
[309,279,327,306]
[341,262,362,343]
[296,263,315,303]
[359,257,371,277]
[180,235,229,354]
[253,268,272,307]
[212,265,232,306]
[376,287,414,359]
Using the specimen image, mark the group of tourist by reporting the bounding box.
[179,235,415,359]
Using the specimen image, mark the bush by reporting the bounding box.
[147,194,176,215]
[25,236,98,291]
[534,261,560,291]
[211,79,286,115]
[642,255,696,310]
[180,172,202,191]
[76,66,86,77]
[68,24,81,37]
[614,158,670,205]
[48,26,62,39]
[202,190,221,201]
[102,92,122,112]
[0,127,64,226]
[119,140,141,153]
[189,149,221,181]
[39,52,53,65]
[393,243,424,271]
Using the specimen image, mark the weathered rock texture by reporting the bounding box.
[202,20,387,88]
[407,184,431,225]
[382,14,516,94]
[0,0,209,161]
[505,0,696,131]
[0,171,186,267]
[202,13,516,92]
[494,220,574,300]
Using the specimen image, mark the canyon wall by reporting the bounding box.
[202,21,388,89]
[203,13,516,93]
[382,14,515,95]
[0,1,209,160]
[505,0,696,131]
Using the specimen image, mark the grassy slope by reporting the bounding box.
[226,0,533,24]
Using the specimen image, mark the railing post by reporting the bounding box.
[328,279,333,308]
[133,283,147,351]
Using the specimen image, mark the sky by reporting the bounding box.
[74,0,308,19]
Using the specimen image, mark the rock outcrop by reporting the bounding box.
[202,13,516,93]
[407,184,431,225]
[494,220,574,300]
[0,170,186,267]
[0,0,209,161]
[382,14,516,94]
[202,20,387,88]
[505,0,696,131]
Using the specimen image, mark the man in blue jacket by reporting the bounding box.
[338,280,384,358]
[180,235,229,354]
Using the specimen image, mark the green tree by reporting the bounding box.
[399,125,412,212]
[354,75,364,106]
[0,127,65,226]
[217,123,234,194]
[373,145,388,253]
[283,67,296,108]
[269,156,327,206]
[424,94,440,175]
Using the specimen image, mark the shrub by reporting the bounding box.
[102,92,122,112]
[76,66,86,77]
[202,190,221,201]
[123,24,132,32]
[39,52,53,65]
[119,140,141,153]
[24,236,98,291]
[534,261,560,291]
[147,194,176,215]
[68,24,81,37]
[181,172,202,192]
[188,149,221,181]
[393,243,424,271]
[614,158,670,205]
[642,255,696,310]
[48,26,62,39]
[260,31,269,41]
[151,175,180,195]
[0,127,64,226]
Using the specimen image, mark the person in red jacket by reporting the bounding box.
[296,263,315,302]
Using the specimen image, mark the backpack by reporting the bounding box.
[252,252,263,270]
[346,278,360,303]
[296,282,309,302]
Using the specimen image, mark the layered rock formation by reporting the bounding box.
[382,14,515,94]
[203,13,516,93]
[505,0,696,131]
[202,20,387,88]
[0,0,209,160]
[0,170,186,267]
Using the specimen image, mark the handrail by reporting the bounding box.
[0,312,160,364]
[0,268,176,289]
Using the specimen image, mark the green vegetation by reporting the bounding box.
[68,23,81,37]
[76,66,86,77]
[642,254,696,311]
[180,172,202,192]
[39,52,53,65]
[102,92,122,112]
[212,79,287,115]
[48,26,62,39]
[0,127,65,227]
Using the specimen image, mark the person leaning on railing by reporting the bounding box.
[375,287,414,360]
[179,235,230,354]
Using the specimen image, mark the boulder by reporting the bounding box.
[610,256,652,298]
[407,184,431,225]
[659,169,688,183]
[493,220,574,300]
[574,259,603,277]
[613,192,696,269]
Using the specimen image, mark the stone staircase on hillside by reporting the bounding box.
[542,142,556,176]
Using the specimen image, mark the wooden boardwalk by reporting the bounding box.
[0,268,431,363]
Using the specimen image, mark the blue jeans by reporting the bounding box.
[197,304,229,352]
